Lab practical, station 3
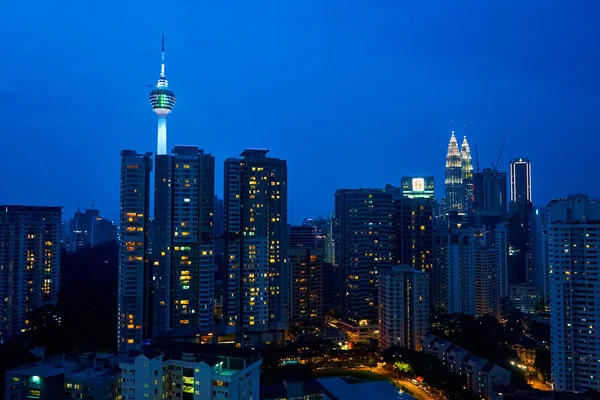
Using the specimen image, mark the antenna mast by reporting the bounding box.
[160,34,166,79]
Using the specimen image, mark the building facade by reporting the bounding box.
[289,226,323,330]
[224,149,288,346]
[548,194,600,393]
[509,158,531,204]
[394,196,434,274]
[475,245,500,318]
[473,168,507,227]
[118,150,153,352]
[378,266,429,352]
[120,341,261,400]
[433,225,476,316]
[153,146,215,337]
[0,206,61,343]
[5,353,121,400]
[334,189,395,325]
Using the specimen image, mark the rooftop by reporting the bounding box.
[10,365,69,378]
[317,378,414,400]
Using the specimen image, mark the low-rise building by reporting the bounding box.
[422,334,511,399]
[119,340,261,400]
[4,353,121,400]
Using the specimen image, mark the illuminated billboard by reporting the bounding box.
[412,178,425,192]
[401,176,434,198]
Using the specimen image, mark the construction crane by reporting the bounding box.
[491,140,506,171]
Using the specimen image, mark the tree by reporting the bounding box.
[534,348,551,382]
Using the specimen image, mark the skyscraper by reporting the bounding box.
[289,226,323,331]
[153,146,215,337]
[394,196,434,295]
[460,136,474,214]
[473,168,507,226]
[334,189,395,325]
[378,266,429,352]
[444,132,463,214]
[474,245,500,318]
[549,194,600,393]
[0,206,61,343]
[433,224,476,316]
[510,158,532,204]
[149,35,176,156]
[224,149,288,346]
[117,150,153,352]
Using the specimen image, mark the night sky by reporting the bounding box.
[3,1,600,224]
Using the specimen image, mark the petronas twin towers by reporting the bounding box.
[444,131,473,214]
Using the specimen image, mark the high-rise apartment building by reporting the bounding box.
[510,158,531,204]
[0,206,62,343]
[117,150,153,352]
[289,226,323,330]
[444,132,463,214]
[548,194,600,393]
[433,224,476,316]
[334,189,395,324]
[378,266,429,352]
[474,245,500,318]
[394,196,434,273]
[153,146,215,337]
[224,149,288,346]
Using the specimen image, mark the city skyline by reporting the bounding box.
[3,1,600,224]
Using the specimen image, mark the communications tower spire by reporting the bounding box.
[149,34,176,155]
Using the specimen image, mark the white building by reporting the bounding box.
[422,334,511,399]
[434,225,476,316]
[548,194,600,393]
[378,265,429,352]
[120,341,261,400]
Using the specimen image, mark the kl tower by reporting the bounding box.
[149,34,176,155]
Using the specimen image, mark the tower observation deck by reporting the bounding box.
[149,34,176,155]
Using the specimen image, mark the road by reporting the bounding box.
[351,366,443,400]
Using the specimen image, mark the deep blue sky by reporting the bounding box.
[2,1,600,224]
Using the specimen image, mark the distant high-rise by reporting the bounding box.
[434,224,476,316]
[67,208,99,251]
[473,168,507,226]
[149,35,176,156]
[394,196,434,302]
[460,136,474,214]
[152,146,215,337]
[378,266,429,352]
[214,196,225,238]
[510,158,532,204]
[224,149,288,346]
[289,226,323,330]
[334,189,395,324]
[474,245,500,318]
[444,132,463,214]
[117,150,153,352]
[549,194,600,393]
[0,206,61,343]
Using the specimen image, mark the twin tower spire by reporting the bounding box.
[445,131,473,213]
